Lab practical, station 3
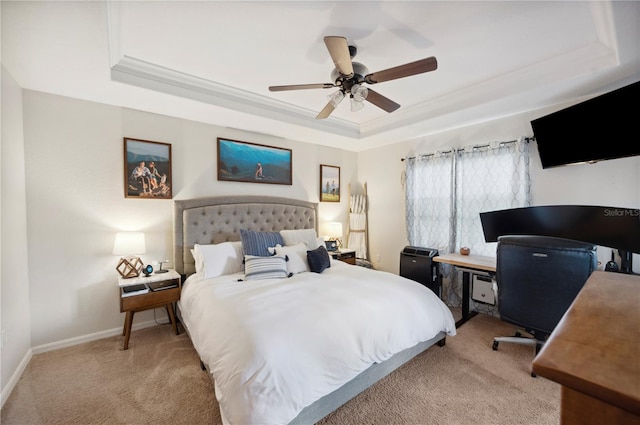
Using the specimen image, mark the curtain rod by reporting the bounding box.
[401,137,535,162]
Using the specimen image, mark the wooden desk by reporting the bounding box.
[433,253,496,327]
[532,271,640,425]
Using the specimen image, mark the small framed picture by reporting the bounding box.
[124,138,172,199]
[320,164,340,202]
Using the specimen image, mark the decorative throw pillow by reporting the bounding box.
[269,243,309,274]
[280,229,321,250]
[244,255,288,281]
[194,242,243,279]
[240,229,285,257]
[307,246,331,273]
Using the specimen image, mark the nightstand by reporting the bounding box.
[118,269,181,350]
[330,249,356,265]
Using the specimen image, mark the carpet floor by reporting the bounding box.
[1,312,559,424]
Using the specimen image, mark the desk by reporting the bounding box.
[433,253,496,328]
[531,271,640,425]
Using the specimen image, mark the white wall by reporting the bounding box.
[1,67,32,405]
[21,90,356,348]
[358,110,640,274]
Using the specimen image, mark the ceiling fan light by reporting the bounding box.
[350,96,365,112]
[327,90,345,107]
[351,84,368,102]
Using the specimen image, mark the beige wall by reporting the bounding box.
[21,90,356,349]
[1,67,32,403]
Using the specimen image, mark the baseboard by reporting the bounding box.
[1,348,33,410]
[31,319,158,355]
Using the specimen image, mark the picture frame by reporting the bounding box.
[217,138,292,185]
[320,164,340,202]
[123,138,172,199]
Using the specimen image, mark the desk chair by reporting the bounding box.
[492,235,597,376]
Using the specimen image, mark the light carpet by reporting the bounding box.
[1,312,559,424]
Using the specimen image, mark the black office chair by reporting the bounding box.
[492,235,597,376]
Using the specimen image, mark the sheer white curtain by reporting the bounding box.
[405,138,531,309]
[405,151,456,255]
[455,140,531,256]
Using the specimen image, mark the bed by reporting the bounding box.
[173,196,456,425]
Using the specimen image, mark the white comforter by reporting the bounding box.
[179,260,456,425]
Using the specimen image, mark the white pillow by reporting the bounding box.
[244,255,288,281]
[280,229,320,250]
[268,243,309,274]
[191,248,202,273]
[194,242,243,279]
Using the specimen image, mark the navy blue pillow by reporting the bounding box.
[240,229,284,257]
[307,246,331,273]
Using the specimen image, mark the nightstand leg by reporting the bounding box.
[123,311,134,350]
[166,303,179,335]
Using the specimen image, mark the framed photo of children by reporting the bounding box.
[123,138,172,199]
[320,164,340,202]
[217,138,292,185]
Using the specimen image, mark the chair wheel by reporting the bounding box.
[492,341,499,351]
[515,331,522,337]
[531,371,537,378]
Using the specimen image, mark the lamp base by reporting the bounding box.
[116,257,144,278]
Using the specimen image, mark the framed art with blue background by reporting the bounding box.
[217,138,292,185]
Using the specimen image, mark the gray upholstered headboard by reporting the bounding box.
[173,196,318,276]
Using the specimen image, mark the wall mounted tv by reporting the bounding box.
[531,80,640,169]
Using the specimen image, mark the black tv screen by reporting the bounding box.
[531,81,640,169]
[480,205,640,254]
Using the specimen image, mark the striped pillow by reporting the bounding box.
[240,229,285,257]
[244,255,288,281]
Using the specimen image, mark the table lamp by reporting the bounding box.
[327,222,343,249]
[113,231,146,278]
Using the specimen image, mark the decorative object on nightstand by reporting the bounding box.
[118,269,181,350]
[155,260,170,273]
[113,232,146,278]
[143,264,153,276]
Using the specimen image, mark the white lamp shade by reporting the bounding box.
[327,222,343,239]
[113,232,146,255]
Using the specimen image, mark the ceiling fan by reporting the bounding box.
[268,36,438,120]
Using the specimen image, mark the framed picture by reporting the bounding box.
[124,138,172,199]
[217,138,292,185]
[320,164,340,202]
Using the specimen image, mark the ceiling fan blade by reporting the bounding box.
[365,57,438,84]
[316,101,336,120]
[269,83,335,92]
[365,89,401,113]
[324,36,354,77]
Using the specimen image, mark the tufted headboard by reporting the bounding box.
[173,196,318,276]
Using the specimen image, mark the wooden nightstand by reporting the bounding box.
[118,270,181,350]
[330,249,356,265]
